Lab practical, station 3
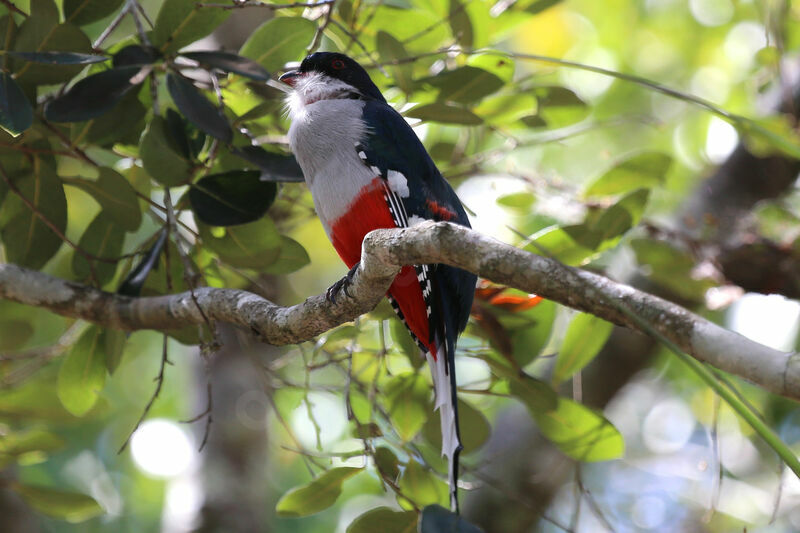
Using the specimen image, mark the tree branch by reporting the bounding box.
[1,221,798,400]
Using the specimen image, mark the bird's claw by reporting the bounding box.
[326,263,358,304]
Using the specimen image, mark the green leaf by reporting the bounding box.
[64,0,125,26]
[275,467,362,517]
[0,72,33,136]
[189,169,276,226]
[398,459,448,508]
[373,446,400,482]
[405,103,483,125]
[44,66,144,122]
[180,50,271,81]
[585,152,672,197]
[420,505,484,533]
[230,146,305,182]
[448,0,473,49]
[552,313,613,384]
[533,86,589,128]
[13,22,92,85]
[423,399,491,454]
[527,225,596,266]
[496,191,535,210]
[347,507,417,533]
[424,66,504,104]
[56,326,107,417]
[69,168,142,231]
[0,318,34,350]
[510,299,556,366]
[260,236,310,275]
[198,217,282,268]
[167,72,232,142]
[390,317,423,369]
[140,115,194,187]
[12,483,104,523]
[117,229,167,297]
[385,373,430,442]
[103,328,126,374]
[466,53,515,83]
[508,375,557,413]
[85,88,147,146]
[630,238,715,302]
[72,212,125,285]
[240,17,316,73]
[6,50,108,64]
[533,398,624,462]
[587,188,649,242]
[152,0,231,54]
[1,158,67,269]
[526,0,564,13]
[113,44,161,67]
[0,429,64,457]
[376,31,413,94]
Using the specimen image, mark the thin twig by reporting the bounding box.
[0,0,27,17]
[118,334,172,453]
[306,1,335,54]
[197,0,335,9]
[92,3,131,49]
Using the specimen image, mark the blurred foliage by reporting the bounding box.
[1,0,800,532]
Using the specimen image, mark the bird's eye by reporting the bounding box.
[331,59,346,70]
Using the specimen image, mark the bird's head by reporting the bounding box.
[279,52,386,109]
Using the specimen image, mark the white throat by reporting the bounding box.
[286,72,360,121]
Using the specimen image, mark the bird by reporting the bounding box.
[279,52,477,511]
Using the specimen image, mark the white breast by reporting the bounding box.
[287,98,376,235]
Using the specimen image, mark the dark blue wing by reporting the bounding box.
[357,100,476,335]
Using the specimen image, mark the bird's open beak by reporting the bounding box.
[279,70,302,87]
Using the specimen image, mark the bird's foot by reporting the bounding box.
[326,263,359,304]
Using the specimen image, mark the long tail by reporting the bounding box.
[426,326,462,512]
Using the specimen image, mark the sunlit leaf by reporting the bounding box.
[12,483,104,522]
[420,505,484,533]
[553,313,613,384]
[0,72,33,136]
[167,72,232,142]
[56,326,106,417]
[181,50,271,81]
[423,399,491,454]
[240,17,316,73]
[533,398,624,461]
[152,0,231,54]
[508,375,557,413]
[347,507,417,533]
[376,31,413,94]
[0,429,64,457]
[197,217,282,268]
[398,459,448,508]
[275,467,363,517]
[631,238,715,302]
[424,66,504,104]
[390,317,423,369]
[44,66,144,122]
[374,446,400,482]
[585,152,672,197]
[103,328,126,374]
[449,0,473,49]
[533,86,589,128]
[496,191,535,210]
[260,236,311,275]
[385,373,430,441]
[69,168,142,231]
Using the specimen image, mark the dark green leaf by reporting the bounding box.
[398,460,448,508]
[64,0,125,25]
[44,66,144,122]
[0,318,34,350]
[423,399,491,454]
[385,373,430,441]
[181,50,270,81]
[424,66,504,104]
[405,103,483,125]
[630,238,715,301]
[69,168,142,231]
[189,169,276,226]
[103,328,126,374]
[198,217,282,268]
[1,158,67,269]
[508,375,558,413]
[376,31,413,94]
[117,229,168,297]
[0,429,64,457]
[0,72,33,136]
[167,72,232,142]
[390,318,424,369]
[12,483,104,523]
[230,146,305,182]
[420,505,485,533]
[166,108,205,160]
[56,326,106,417]
[152,0,231,54]
[260,236,310,275]
[347,507,417,533]
[275,467,362,517]
[587,188,649,242]
[13,22,92,85]
[374,446,400,482]
[552,313,613,384]
[534,86,589,128]
[533,398,625,461]
[112,45,161,67]
[140,115,194,187]
[72,212,125,285]
[510,299,556,366]
[240,17,316,73]
[6,51,108,64]
[527,225,596,266]
[526,0,564,13]
[85,88,147,146]
[585,152,672,197]
[449,0,474,49]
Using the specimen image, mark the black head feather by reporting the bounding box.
[298,52,385,103]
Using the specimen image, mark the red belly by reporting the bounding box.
[329,179,434,356]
